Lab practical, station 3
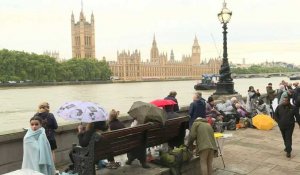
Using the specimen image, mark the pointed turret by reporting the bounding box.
[91,12,94,24]
[71,11,75,24]
[170,49,174,61]
[150,34,159,61]
[193,35,200,47]
[192,35,201,65]
[80,0,85,22]
[152,34,157,47]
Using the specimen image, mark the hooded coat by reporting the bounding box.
[188,118,217,153]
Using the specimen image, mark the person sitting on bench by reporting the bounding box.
[106,109,125,169]
[67,121,108,172]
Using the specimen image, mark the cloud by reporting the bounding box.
[0,0,299,64]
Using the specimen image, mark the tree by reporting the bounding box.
[0,49,112,82]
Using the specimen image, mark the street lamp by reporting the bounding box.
[214,0,236,95]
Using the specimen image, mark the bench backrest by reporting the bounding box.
[147,116,189,147]
[94,123,152,160]
[92,116,189,161]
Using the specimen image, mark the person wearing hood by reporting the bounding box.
[36,102,58,163]
[187,118,217,175]
[189,92,206,128]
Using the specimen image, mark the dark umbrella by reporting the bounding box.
[128,101,167,125]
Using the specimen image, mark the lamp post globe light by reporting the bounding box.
[214,0,237,95]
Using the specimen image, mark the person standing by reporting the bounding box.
[189,92,206,128]
[246,86,258,113]
[164,91,179,112]
[36,102,58,163]
[274,97,300,158]
[22,116,56,175]
[187,118,217,175]
[292,84,300,107]
[279,89,293,105]
[266,83,276,117]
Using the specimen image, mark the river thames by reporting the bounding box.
[0,77,292,132]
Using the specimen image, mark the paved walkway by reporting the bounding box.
[214,126,300,175]
[59,126,300,175]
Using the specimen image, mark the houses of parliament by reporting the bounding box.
[71,9,221,81]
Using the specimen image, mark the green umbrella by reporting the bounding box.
[128,101,167,125]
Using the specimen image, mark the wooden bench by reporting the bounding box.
[72,116,189,175]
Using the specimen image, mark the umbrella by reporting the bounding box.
[128,101,167,124]
[57,101,108,123]
[150,99,177,107]
[252,114,276,130]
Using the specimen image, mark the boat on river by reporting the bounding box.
[194,74,219,90]
[290,75,300,80]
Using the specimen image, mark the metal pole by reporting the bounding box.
[223,23,228,65]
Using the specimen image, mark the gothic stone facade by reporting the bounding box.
[71,10,95,59]
[109,36,221,81]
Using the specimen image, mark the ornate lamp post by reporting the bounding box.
[214,0,236,95]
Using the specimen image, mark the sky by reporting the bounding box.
[0,0,299,64]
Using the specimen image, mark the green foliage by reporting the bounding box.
[231,65,300,74]
[0,49,112,82]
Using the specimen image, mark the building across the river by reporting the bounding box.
[70,8,221,81]
[43,50,60,61]
[71,8,95,59]
[109,36,221,81]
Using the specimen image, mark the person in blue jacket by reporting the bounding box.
[189,92,206,128]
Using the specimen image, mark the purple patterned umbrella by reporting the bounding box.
[56,101,108,123]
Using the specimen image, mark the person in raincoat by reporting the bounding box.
[187,118,217,175]
[22,116,56,175]
[274,97,300,158]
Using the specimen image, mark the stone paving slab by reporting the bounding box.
[215,126,300,175]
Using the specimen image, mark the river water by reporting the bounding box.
[0,77,292,133]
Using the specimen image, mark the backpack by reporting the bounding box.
[213,121,224,133]
[226,119,236,130]
[159,145,192,167]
